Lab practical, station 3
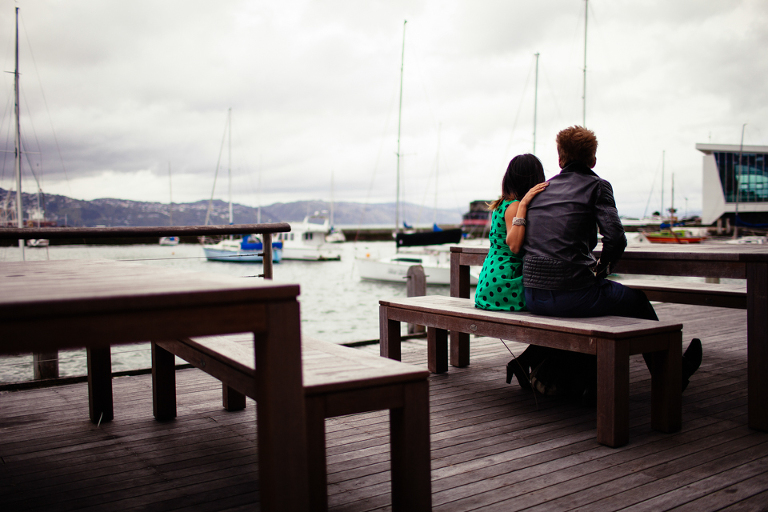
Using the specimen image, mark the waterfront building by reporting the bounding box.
[697,143,768,228]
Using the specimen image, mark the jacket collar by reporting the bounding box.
[560,161,597,177]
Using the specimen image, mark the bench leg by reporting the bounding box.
[152,342,177,421]
[428,327,448,373]
[596,338,629,447]
[305,396,328,512]
[450,331,470,368]
[390,380,432,512]
[87,347,113,424]
[222,384,246,411]
[649,332,682,433]
[380,305,402,361]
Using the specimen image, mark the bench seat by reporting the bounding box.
[151,335,431,512]
[380,295,683,447]
[618,278,746,309]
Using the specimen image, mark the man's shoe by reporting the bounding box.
[682,338,702,391]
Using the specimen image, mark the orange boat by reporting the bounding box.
[641,229,706,244]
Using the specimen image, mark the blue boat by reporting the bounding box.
[202,234,283,263]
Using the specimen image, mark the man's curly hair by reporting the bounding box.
[556,126,598,167]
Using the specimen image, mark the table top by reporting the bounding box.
[452,242,768,262]
[606,243,768,262]
[0,259,300,322]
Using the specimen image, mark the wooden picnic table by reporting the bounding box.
[450,243,768,432]
[0,259,309,511]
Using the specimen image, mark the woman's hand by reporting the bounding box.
[519,181,549,207]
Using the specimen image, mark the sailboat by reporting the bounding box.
[201,109,282,263]
[6,8,32,254]
[640,153,706,244]
[356,21,472,285]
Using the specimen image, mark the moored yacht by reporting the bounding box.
[275,212,342,261]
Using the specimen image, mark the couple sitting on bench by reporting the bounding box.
[474,125,702,401]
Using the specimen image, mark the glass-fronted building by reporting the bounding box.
[696,143,768,226]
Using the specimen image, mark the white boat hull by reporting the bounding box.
[203,238,282,263]
[357,253,478,286]
[26,238,49,248]
[282,245,342,261]
[159,236,179,246]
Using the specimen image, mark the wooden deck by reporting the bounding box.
[1,303,767,511]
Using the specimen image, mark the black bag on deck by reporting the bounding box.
[529,349,597,398]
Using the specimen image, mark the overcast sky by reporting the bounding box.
[1,0,766,220]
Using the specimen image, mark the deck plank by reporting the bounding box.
[2,303,767,511]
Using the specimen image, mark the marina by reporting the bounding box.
[1,3,767,508]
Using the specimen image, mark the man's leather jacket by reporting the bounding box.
[522,161,627,291]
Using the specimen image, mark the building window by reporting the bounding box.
[714,151,768,203]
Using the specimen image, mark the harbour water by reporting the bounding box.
[0,236,744,384]
[0,241,452,383]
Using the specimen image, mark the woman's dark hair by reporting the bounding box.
[489,154,545,210]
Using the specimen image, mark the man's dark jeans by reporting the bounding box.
[524,279,696,390]
[525,278,658,321]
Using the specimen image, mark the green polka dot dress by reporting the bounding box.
[474,199,526,312]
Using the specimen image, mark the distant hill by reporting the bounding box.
[0,188,464,227]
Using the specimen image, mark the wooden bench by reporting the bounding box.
[379,295,683,447]
[151,334,431,512]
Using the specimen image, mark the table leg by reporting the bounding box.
[152,342,176,421]
[305,396,328,512]
[254,300,309,511]
[747,262,768,431]
[87,347,113,424]
[380,305,402,361]
[428,327,448,373]
[449,253,471,368]
[596,338,630,447]
[390,380,432,512]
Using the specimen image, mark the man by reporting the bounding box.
[521,125,701,393]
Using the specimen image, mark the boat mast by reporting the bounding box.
[671,172,675,219]
[533,52,539,155]
[661,150,665,218]
[330,169,335,227]
[395,20,407,241]
[168,162,173,227]
[734,123,747,238]
[582,0,588,127]
[257,158,262,224]
[227,108,233,227]
[434,123,440,226]
[14,7,24,258]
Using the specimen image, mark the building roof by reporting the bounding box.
[696,143,768,154]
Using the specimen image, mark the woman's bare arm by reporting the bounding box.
[505,181,548,254]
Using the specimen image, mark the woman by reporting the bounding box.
[474,154,551,392]
[475,154,547,312]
